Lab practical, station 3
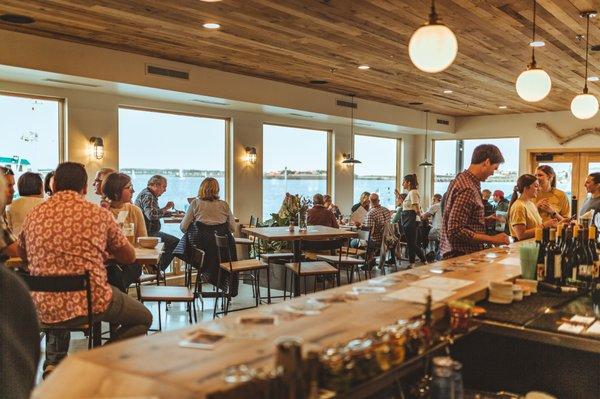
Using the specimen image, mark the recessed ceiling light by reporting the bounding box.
[588,76,600,82]
[203,22,220,29]
[498,105,508,109]
[529,40,545,47]
[0,14,35,24]
[443,90,453,94]
[358,65,370,70]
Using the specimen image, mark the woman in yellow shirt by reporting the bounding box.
[534,165,570,223]
[509,174,557,241]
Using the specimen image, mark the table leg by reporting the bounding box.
[292,240,301,297]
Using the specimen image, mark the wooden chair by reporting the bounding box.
[20,271,95,349]
[214,233,268,318]
[234,215,257,249]
[283,238,344,296]
[138,251,202,331]
[257,249,294,302]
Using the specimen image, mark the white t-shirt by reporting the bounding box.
[402,189,421,212]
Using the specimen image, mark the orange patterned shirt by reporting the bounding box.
[18,191,129,323]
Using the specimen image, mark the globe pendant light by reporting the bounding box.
[516,0,551,102]
[342,95,362,164]
[571,11,599,120]
[408,0,458,73]
[418,110,434,167]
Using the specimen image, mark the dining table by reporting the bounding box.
[241,225,358,296]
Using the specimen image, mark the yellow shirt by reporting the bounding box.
[534,188,570,222]
[108,203,148,239]
[509,198,543,237]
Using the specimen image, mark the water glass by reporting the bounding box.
[519,244,539,280]
[122,223,135,246]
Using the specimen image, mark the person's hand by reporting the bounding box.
[165,201,175,209]
[543,219,558,228]
[537,199,553,213]
[394,188,400,197]
[488,233,510,245]
[99,199,111,209]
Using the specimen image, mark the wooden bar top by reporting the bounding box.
[242,225,357,241]
[33,243,524,399]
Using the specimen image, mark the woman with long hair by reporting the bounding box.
[508,174,557,241]
[400,174,426,266]
[534,165,569,222]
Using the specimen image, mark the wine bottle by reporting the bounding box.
[560,226,574,285]
[571,226,581,282]
[544,229,559,284]
[535,227,546,282]
[556,223,564,249]
[589,226,599,281]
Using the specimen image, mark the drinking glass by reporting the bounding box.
[519,244,539,280]
[122,223,135,246]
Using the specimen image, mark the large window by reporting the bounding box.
[119,108,226,237]
[434,138,520,199]
[263,124,329,221]
[353,135,398,209]
[0,94,61,195]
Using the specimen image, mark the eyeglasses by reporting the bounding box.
[124,184,134,190]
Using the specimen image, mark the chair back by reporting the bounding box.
[186,244,206,289]
[215,233,234,271]
[249,215,258,227]
[21,271,93,329]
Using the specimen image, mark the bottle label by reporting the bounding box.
[554,255,562,279]
[537,262,545,281]
[594,261,600,279]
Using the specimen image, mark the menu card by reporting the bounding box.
[385,286,455,304]
[410,276,474,291]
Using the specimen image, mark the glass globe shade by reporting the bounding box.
[515,68,551,102]
[409,24,458,73]
[571,93,599,119]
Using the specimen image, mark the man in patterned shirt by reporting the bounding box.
[135,175,178,271]
[440,145,511,259]
[362,193,391,245]
[18,162,152,375]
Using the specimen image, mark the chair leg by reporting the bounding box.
[303,276,307,295]
[254,270,260,307]
[213,268,222,319]
[158,301,162,331]
[313,275,317,293]
[283,267,288,301]
[337,271,341,287]
[192,299,198,323]
[225,272,234,315]
[266,265,272,304]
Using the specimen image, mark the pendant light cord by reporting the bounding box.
[350,95,355,156]
[585,13,590,93]
[531,0,537,65]
[424,111,429,160]
[429,0,438,24]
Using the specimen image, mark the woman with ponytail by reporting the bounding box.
[508,174,557,241]
[534,165,569,222]
[401,174,427,266]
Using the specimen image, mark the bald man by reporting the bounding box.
[363,193,391,244]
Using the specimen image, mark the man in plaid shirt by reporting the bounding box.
[363,193,391,244]
[440,144,511,259]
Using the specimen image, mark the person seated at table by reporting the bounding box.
[361,193,390,246]
[351,191,370,213]
[0,167,18,259]
[307,194,339,228]
[508,174,557,241]
[177,177,238,295]
[135,175,177,271]
[18,162,152,377]
[102,172,147,292]
[534,165,569,223]
[0,174,40,399]
[92,167,116,208]
[6,172,45,236]
[323,194,342,219]
[43,170,55,197]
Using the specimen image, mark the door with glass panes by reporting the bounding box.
[530,151,600,216]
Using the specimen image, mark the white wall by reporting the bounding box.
[0,79,414,223]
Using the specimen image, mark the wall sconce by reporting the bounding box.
[245,146,257,164]
[342,153,361,164]
[89,137,104,160]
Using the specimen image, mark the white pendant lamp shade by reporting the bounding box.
[409,24,458,73]
[570,93,599,119]
[516,68,552,102]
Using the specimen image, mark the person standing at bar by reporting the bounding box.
[135,175,178,271]
[580,172,600,217]
[440,144,510,259]
[401,174,427,266]
[508,174,557,241]
[534,165,569,222]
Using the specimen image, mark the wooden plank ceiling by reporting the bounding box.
[1,0,600,116]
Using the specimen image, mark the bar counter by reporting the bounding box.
[32,241,588,398]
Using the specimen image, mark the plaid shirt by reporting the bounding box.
[440,170,486,257]
[135,187,166,236]
[0,213,16,261]
[363,204,391,243]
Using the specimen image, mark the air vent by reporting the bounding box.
[591,44,600,52]
[191,99,229,106]
[408,102,423,106]
[44,78,100,88]
[288,113,315,118]
[336,99,357,109]
[535,153,554,162]
[436,119,450,125]
[309,80,328,85]
[146,64,189,80]
[0,14,35,24]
